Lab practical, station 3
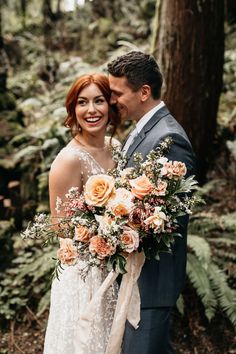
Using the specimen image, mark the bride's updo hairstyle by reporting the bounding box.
[64,73,120,137]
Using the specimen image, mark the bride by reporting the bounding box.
[44,73,120,354]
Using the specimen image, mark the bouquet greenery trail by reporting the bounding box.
[22,137,199,278]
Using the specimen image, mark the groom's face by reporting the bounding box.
[109,75,142,121]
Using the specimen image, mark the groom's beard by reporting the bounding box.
[115,104,129,121]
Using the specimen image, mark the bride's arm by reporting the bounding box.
[49,152,82,227]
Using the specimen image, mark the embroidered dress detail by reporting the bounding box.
[44,143,118,354]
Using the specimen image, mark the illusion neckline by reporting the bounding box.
[65,144,106,173]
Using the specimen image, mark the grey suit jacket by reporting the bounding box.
[125,105,196,307]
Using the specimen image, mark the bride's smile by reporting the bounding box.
[75,83,109,133]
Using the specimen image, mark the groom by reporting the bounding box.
[108,51,195,354]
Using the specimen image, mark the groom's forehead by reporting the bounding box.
[109,75,132,91]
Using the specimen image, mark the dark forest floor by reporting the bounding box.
[0,304,235,354]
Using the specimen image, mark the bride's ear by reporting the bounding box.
[140,85,151,102]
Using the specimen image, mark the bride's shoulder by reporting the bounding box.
[50,144,83,172]
[105,136,121,148]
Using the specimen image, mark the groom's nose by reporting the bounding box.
[110,92,117,105]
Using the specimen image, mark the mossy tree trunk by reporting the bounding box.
[0,0,8,94]
[91,0,119,20]
[56,0,61,17]
[151,0,224,183]
[42,0,56,50]
[20,0,27,29]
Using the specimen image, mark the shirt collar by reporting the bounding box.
[135,101,165,134]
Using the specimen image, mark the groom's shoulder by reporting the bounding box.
[154,110,189,142]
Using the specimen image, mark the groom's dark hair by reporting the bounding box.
[107,51,163,99]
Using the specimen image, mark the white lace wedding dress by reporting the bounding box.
[44,143,118,354]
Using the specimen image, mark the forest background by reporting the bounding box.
[0,0,236,353]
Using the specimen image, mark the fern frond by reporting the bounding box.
[209,237,236,246]
[37,289,51,316]
[212,249,236,261]
[220,212,236,231]
[187,234,211,269]
[208,263,236,328]
[197,179,224,195]
[188,216,218,236]
[187,253,217,321]
[176,294,184,316]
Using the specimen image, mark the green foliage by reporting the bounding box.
[0,2,235,345]
[176,294,184,316]
[187,252,217,321]
[0,220,15,272]
[187,234,211,268]
[0,92,16,110]
[0,235,57,324]
[208,263,236,327]
[186,224,236,328]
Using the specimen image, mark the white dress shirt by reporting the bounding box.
[122,101,165,154]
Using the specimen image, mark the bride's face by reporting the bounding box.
[75,83,109,134]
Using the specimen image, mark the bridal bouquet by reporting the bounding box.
[22,137,199,276]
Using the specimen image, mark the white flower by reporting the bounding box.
[34,213,48,223]
[95,214,113,233]
[55,197,63,213]
[65,186,80,199]
[120,168,134,182]
[156,157,168,165]
[144,207,168,232]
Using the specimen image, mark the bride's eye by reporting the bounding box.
[77,99,87,106]
[95,97,105,104]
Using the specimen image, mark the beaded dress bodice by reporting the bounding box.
[44,142,118,354]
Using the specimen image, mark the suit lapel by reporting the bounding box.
[126,105,170,158]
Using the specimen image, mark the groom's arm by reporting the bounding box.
[155,132,196,233]
[162,132,196,178]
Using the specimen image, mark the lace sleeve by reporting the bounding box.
[54,145,106,189]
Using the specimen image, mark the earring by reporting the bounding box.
[77,123,82,132]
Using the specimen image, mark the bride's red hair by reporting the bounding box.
[64,73,120,137]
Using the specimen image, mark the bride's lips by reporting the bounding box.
[84,116,102,126]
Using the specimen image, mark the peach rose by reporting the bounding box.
[129,175,154,200]
[120,226,139,253]
[108,188,134,216]
[89,235,116,259]
[112,203,131,216]
[57,238,78,265]
[74,225,91,242]
[144,207,167,232]
[161,161,187,178]
[154,180,168,196]
[84,174,115,207]
[171,161,187,177]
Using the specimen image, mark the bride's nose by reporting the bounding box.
[88,101,96,113]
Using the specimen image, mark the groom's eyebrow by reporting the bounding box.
[111,89,122,95]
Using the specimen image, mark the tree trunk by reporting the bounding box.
[151,0,224,183]
[56,0,61,17]
[42,0,55,22]
[42,0,55,50]
[20,0,27,29]
[91,0,118,20]
[0,1,8,93]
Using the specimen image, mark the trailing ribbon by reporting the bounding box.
[75,251,145,354]
[105,251,145,354]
